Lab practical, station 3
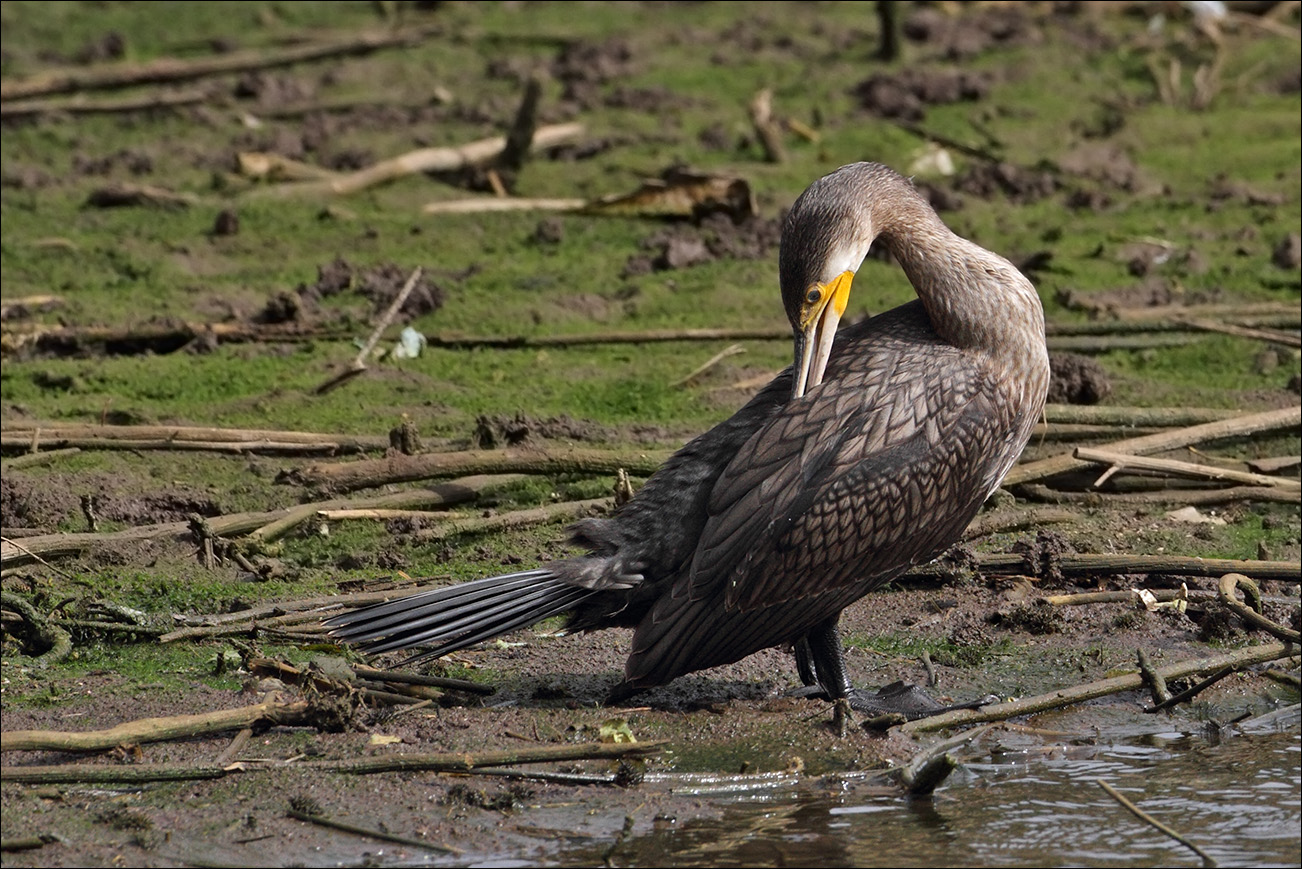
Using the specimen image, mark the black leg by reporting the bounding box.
[794,613,993,721]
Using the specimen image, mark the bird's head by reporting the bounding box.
[779,163,888,399]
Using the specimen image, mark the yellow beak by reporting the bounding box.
[792,270,854,399]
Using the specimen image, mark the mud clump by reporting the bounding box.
[1048,352,1112,405]
[991,600,1065,635]
[473,412,611,448]
[443,782,535,812]
[285,258,446,322]
[953,162,1060,204]
[852,68,991,121]
[1272,232,1301,269]
[902,4,1042,60]
[625,213,782,276]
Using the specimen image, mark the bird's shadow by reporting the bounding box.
[458,668,784,713]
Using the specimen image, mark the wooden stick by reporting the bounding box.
[962,507,1077,539]
[748,88,787,163]
[1219,574,1301,643]
[498,76,543,176]
[1074,446,1300,490]
[0,511,280,570]
[1178,316,1301,348]
[246,474,525,543]
[422,197,587,214]
[908,552,1300,582]
[292,448,672,494]
[351,664,494,696]
[1041,405,1240,427]
[671,343,746,388]
[0,27,442,101]
[0,448,80,469]
[1017,483,1299,506]
[253,122,585,198]
[287,809,454,853]
[0,437,376,456]
[1,475,525,569]
[0,88,211,119]
[317,508,456,521]
[0,741,669,784]
[899,642,1292,734]
[1057,299,1298,323]
[1,697,315,753]
[1097,780,1218,867]
[213,728,254,767]
[1003,407,1301,487]
[315,267,422,395]
[412,498,611,541]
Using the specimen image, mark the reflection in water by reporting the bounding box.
[568,719,1300,868]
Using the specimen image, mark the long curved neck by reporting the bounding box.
[875,197,1045,364]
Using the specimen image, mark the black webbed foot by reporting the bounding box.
[795,617,995,723]
[846,680,995,721]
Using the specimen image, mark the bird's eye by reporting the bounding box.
[806,288,821,304]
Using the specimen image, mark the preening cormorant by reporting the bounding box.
[326,162,1051,717]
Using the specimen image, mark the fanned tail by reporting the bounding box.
[325,569,595,666]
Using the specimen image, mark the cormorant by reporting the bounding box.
[326,161,1050,717]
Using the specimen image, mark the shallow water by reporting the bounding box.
[297,705,1301,868]
[546,707,1300,868]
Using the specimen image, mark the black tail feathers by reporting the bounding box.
[325,569,595,666]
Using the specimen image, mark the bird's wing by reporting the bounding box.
[688,341,1016,613]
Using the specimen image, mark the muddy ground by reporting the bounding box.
[1,1,1300,867]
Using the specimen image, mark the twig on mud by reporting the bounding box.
[1147,666,1239,713]
[1017,483,1299,506]
[290,448,671,495]
[413,498,611,542]
[0,742,668,784]
[214,728,254,767]
[671,343,746,388]
[907,551,1300,583]
[452,766,627,786]
[314,267,423,395]
[0,88,210,119]
[1040,405,1243,427]
[1074,447,1299,490]
[498,76,543,179]
[0,320,357,358]
[748,88,787,163]
[287,808,456,853]
[1137,649,1173,707]
[0,835,58,852]
[84,183,198,209]
[0,695,331,753]
[962,506,1076,540]
[0,591,72,665]
[897,724,995,797]
[415,326,790,347]
[1263,670,1301,690]
[251,122,584,198]
[0,537,84,581]
[0,27,442,101]
[1219,574,1300,644]
[1,448,81,469]
[1,421,391,456]
[1097,779,1218,868]
[1003,407,1301,488]
[352,664,495,696]
[421,197,589,214]
[1176,316,1302,348]
[247,473,526,544]
[898,641,1294,734]
[317,508,456,522]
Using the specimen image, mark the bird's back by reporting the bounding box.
[620,299,1043,689]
